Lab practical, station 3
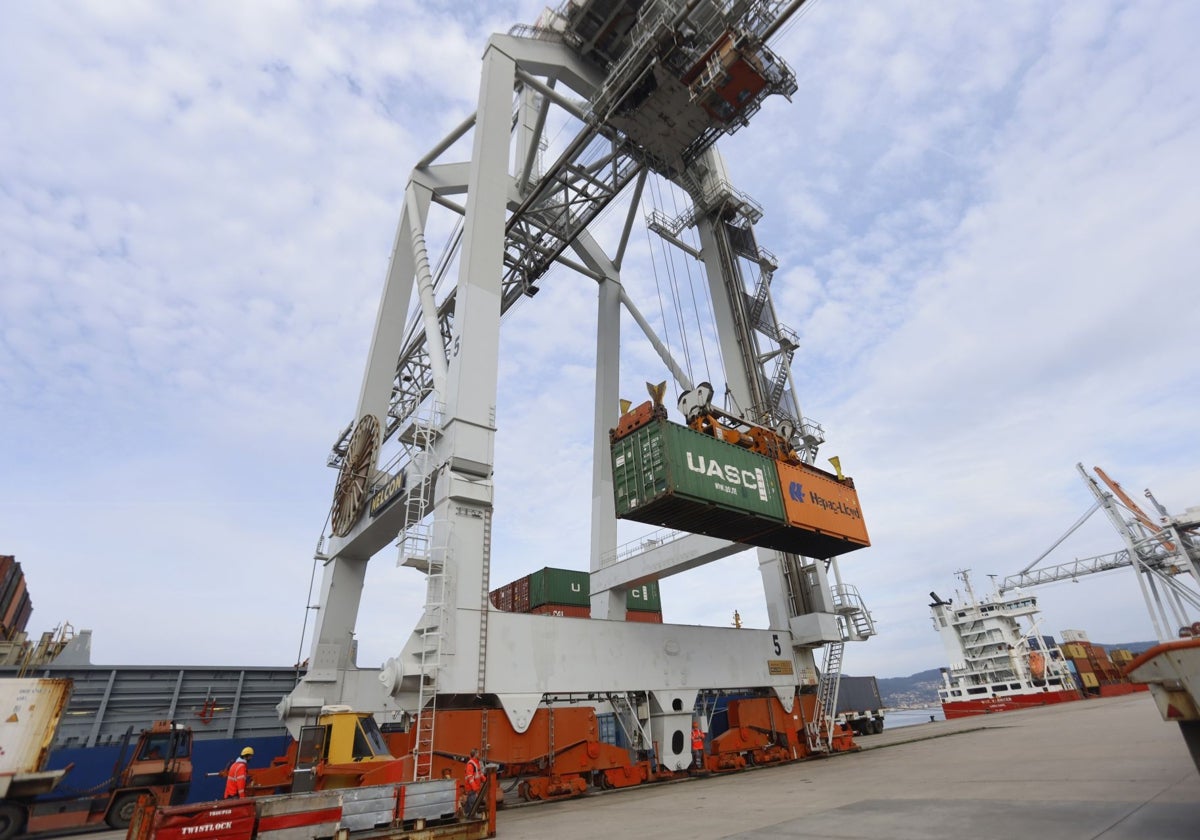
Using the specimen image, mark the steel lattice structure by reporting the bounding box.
[283,0,872,772]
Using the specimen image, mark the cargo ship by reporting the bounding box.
[1,627,296,804]
[0,555,296,805]
[929,571,1081,718]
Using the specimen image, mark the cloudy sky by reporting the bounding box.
[2,0,1198,681]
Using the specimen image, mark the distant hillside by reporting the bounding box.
[868,641,1160,709]
[875,668,942,708]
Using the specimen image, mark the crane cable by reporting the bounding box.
[667,176,713,384]
[765,0,827,47]
[642,185,684,404]
[655,177,695,383]
[294,510,334,685]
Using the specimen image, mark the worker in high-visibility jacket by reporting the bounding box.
[464,748,485,815]
[224,746,254,798]
[691,720,705,771]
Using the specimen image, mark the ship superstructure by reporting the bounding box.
[930,571,1078,718]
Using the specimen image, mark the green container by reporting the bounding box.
[611,420,785,542]
[526,567,664,612]
[626,581,661,612]
[528,567,590,608]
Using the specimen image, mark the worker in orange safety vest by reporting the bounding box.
[224,746,254,798]
[691,720,705,770]
[464,748,484,815]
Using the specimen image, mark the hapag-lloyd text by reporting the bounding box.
[789,482,863,520]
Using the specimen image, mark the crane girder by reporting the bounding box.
[1001,549,1134,592]
[378,130,643,445]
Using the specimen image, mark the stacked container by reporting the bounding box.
[1060,639,1135,695]
[1109,648,1135,668]
[528,568,590,618]
[489,567,664,622]
[0,556,32,642]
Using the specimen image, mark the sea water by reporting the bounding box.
[883,706,945,729]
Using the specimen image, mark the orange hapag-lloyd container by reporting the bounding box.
[771,461,870,558]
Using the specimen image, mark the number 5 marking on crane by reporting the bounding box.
[772,634,781,656]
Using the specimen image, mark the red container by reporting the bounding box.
[512,576,531,613]
[490,583,513,612]
[625,611,663,623]
[529,604,591,618]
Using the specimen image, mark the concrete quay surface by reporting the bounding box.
[78,693,1197,840]
[497,693,1199,840]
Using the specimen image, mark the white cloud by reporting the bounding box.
[2,0,1197,688]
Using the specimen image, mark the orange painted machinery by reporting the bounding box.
[248,696,856,806]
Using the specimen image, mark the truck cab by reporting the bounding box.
[0,720,193,840]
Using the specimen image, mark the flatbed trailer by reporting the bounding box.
[127,773,496,840]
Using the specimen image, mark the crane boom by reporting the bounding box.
[1000,549,1133,592]
[1093,465,1174,550]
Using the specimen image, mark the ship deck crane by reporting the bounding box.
[279,0,874,791]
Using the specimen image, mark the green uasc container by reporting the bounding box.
[611,420,785,542]
[626,580,661,612]
[528,567,590,608]
[524,567,663,612]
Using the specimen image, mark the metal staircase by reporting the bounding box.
[831,583,877,642]
[410,523,443,781]
[812,640,844,751]
[397,410,444,782]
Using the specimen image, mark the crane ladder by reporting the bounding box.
[403,411,443,782]
[814,640,844,751]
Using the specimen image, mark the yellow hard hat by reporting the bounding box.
[241,747,254,757]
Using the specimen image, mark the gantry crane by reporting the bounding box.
[1000,464,1200,641]
[279,0,875,784]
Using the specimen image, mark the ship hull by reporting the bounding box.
[3,660,299,804]
[942,688,1082,719]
